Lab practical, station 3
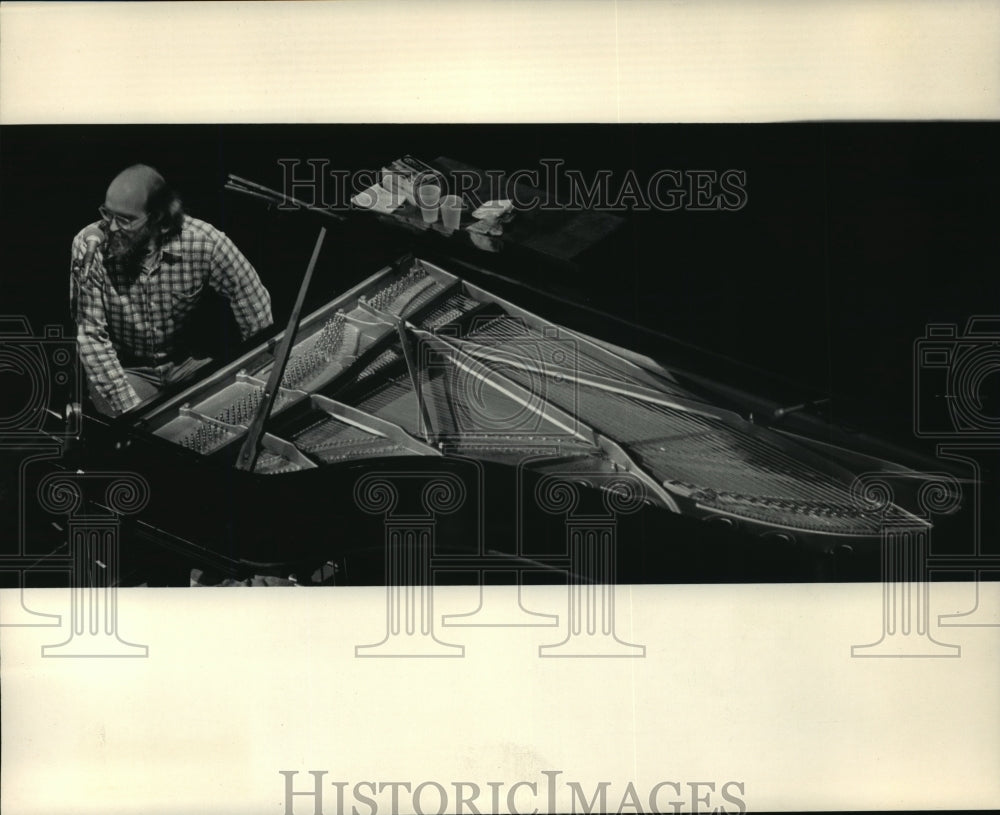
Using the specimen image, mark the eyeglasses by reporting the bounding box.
[98,206,149,230]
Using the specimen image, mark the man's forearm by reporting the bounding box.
[77,332,142,415]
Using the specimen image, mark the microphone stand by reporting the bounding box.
[225,174,345,222]
[71,237,103,324]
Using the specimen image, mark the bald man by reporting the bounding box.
[71,165,273,416]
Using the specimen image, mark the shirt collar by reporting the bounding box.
[160,233,184,262]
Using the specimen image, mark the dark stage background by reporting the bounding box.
[3,123,997,457]
[1,123,998,582]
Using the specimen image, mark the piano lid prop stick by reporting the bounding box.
[236,226,328,472]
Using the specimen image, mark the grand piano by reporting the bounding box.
[57,242,957,586]
[34,158,970,590]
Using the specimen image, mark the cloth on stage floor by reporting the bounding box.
[190,568,297,587]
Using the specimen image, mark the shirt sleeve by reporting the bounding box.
[207,231,273,341]
[71,234,142,415]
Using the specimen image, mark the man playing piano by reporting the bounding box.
[71,164,273,416]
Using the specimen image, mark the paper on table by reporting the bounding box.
[351,183,404,214]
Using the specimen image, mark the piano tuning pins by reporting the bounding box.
[280,313,347,389]
[368,267,427,312]
[179,419,231,454]
[213,388,260,427]
[197,313,350,435]
[317,312,345,352]
[243,390,259,422]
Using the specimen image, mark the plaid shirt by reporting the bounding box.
[71,216,272,414]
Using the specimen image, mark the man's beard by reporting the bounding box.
[105,224,154,264]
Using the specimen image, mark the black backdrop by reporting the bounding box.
[2,123,998,454]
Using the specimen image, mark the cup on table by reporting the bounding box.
[414,182,441,224]
[439,195,464,231]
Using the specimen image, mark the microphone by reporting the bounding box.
[80,224,105,269]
